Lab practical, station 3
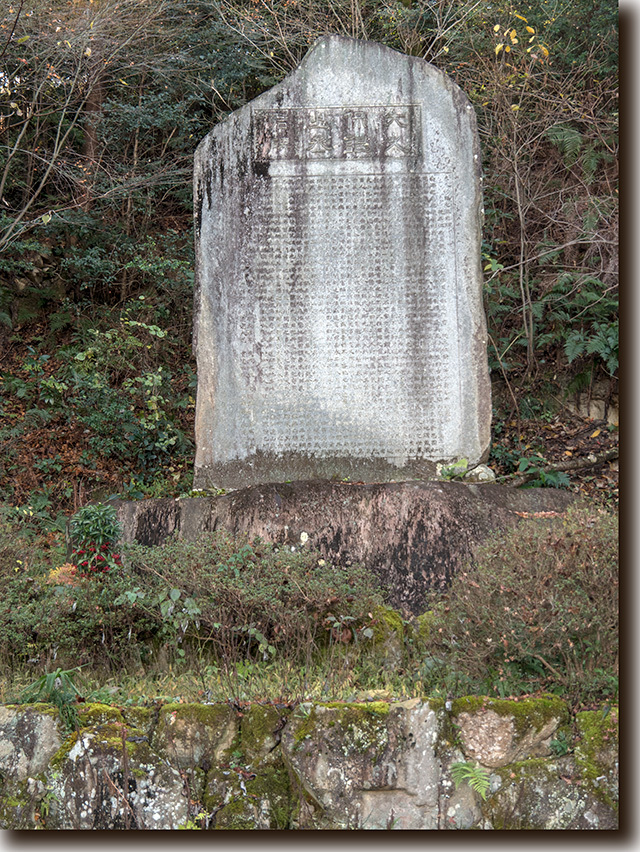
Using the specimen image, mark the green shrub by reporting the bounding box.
[120,532,384,664]
[70,503,121,548]
[0,525,384,680]
[70,502,123,577]
[0,559,161,673]
[422,502,618,705]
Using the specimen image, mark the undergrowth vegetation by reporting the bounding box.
[0,501,618,710]
[420,502,618,706]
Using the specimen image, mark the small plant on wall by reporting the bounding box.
[450,761,491,800]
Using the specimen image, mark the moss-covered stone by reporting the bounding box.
[213,796,259,830]
[154,702,238,770]
[0,698,619,830]
[0,781,31,829]
[200,703,293,829]
[408,610,435,650]
[292,705,318,746]
[240,704,289,762]
[159,702,230,725]
[574,706,619,810]
[451,694,568,737]
[16,702,60,720]
[371,606,404,641]
[122,706,155,737]
[368,606,405,669]
[77,702,124,727]
[298,701,391,757]
[483,754,617,829]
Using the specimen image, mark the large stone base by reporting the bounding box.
[115,480,574,614]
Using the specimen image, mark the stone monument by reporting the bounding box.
[193,35,490,489]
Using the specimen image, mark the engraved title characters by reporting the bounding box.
[253,105,419,162]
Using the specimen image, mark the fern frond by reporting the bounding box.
[564,330,587,363]
[450,761,491,800]
[546,123,583,166]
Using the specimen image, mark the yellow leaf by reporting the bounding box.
[119,78,129,86]
[495,43,504,54]
[541,45,549,57]
[505,45,511,52]
[84,47,91,57]
[590,429,601,438]
[511,104,519,110]
[493,23,501,32]
[511,37,519,44]
[526,25,535,33]
[529,35,535,42]
[514,13,528,22]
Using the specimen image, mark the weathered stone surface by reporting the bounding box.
[115,481,574,613]
[480,756,618,829]
[0,705,61,781]
[204,705,293,829]
[0,700,618,829]
[452,695,568,768]
[154,703,237,770]
[281,699,441,829]
[440,759,483,830]
[193,35,489,490]
[573,708,619,811]
[47,727,188,829]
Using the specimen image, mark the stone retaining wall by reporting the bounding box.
[0,697,617,830]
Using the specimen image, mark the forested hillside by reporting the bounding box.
[0,0,618,520]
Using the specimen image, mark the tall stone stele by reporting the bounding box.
[193,36,490,490]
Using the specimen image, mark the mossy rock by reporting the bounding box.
[14,702,60,720]
[409,610,435,650]
[154,702,238,770]
[209,763,293,830]
[0,779,41,829]
[484,756,617,829]
[240,704,290,762]
[451,694,569,738]
[289,701,391,760]
[370,606,404,642]
[213,796,260,830]
[203,704,293,829]
[122,706,155,738]
[77,702,124,727]
[574,705,619,810]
